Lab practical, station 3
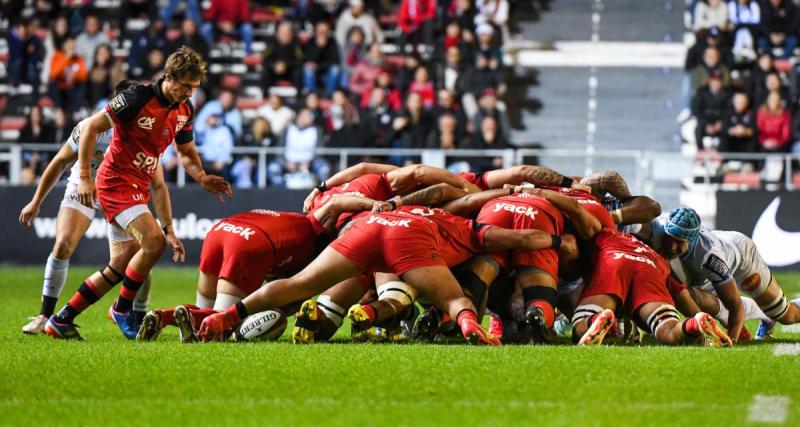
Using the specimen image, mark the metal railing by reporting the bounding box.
[1,142,797,193]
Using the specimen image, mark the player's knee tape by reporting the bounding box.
[455,271,488,309]
[572,304,604,325]
[133,275,151,312]
[213,293,242,311]
[761,290,790,320]
[196,290,215,309]
[317,295,346,328]
[377,281,418,307]
[522,285,558,307]
[644,304,680,337]
[99,264,124,287]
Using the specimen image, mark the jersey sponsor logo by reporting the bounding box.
[137,116,156,130]
[108,94,128,114]
[752,196,800,266]
[132,151,162,175]
[577,199,601,206]
[492,202,539,220]
[250,209,281,217]
[213,221,257,240]
[408,208,435,216]
[703,254,731,281]
[176,115,189,132]
[612,252,656,267]
[366,215,411,228]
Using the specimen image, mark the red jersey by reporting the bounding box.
[310,173,395,228]
[394,206,487,266]
[216,209,321,277]
[457,172,490,191]
[544,186,615,229]
[98,79,195,189]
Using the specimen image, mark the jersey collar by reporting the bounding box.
[153,78,180,109]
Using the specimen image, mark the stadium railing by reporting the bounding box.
[2,143,798,193]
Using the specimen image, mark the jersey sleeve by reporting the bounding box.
[702,251,734,286]
[104,85,149,124]
[175,100,195,145]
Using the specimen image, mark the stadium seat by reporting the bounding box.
[221,74,242,90]
[773,58,792,73]
[722,172,760,189]
[793,172,800,187]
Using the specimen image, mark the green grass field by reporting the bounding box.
[2,267,800,426]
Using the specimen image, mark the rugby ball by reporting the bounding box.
[235,309,287,341]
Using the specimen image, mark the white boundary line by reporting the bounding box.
[773,343,800,356]
[748,395,790,424]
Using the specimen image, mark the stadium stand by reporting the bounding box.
[0,0,545,187]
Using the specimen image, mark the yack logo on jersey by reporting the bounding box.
[366,215,411,227]
[492,203,538,220]
[137,116,156,130]
[213,221,257,240]
[175,114,189,132]
[612,252,656,267]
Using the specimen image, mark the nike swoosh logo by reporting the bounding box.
[752,196,800,267]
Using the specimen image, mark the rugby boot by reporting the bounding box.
[412,306,442,342]
[348,304,376,342]
[109,304,138,340]
[695,312,733,348]
[174,305,198,343]
[292,299,320,344]
[136,310,165,341]
[457,312,501,347]
[44,316,83,340]
[755,319,776,340]
[578,309,615,346]
[22,314,48,335]
[525,305,556,344]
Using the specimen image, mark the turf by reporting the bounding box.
[1,267,799,426]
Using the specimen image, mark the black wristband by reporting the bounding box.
[560,176,574,188]
[388,199,398,209]
[162,225,171,235]
[316,180,327,191]
[550,234,562,249]
[235,301,249,320]
[508,187,515,195]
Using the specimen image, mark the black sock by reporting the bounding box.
[115,275,144,313]
[40,296,58,317]
[55,305,79,323]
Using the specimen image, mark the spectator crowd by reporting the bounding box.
[683,0,800,185]
[1,0,539,187]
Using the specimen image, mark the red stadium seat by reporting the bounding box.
[793,172,800,186]
[723,172,760,188]
[252,8,283,24]
[0,116,26,131]
[37,97,55,109]
[244,53,263,66]
[774,58,792,73]
[379,14,397,26]
[221,74,242,90]
[237,98,269,110]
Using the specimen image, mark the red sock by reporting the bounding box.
[222,305,242,329]
[456,310,478,329]
[159,308,176,326]
[530,300,555,328]
[683,317,700,336]
[361,304,377,323]
[190,308,218,330]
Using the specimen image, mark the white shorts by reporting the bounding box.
[113,204,151,233]
[60,185,132,242]
[728,232,772,297]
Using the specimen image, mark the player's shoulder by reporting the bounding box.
[107,83,155,118]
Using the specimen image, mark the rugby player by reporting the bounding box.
[47,46,232,340]
[197,204,571,346]
[19,81,171,336]
[630,207,800,342]
[136,195,379,342]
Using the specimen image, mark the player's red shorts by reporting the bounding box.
[330,213,467,276]
[476,194,563,279]
[199,220,273,296]
[581,232,674,316]
[96,177,150,223]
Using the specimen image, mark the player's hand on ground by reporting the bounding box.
[166,234,185,263]
[19,202,40,228]
[303,188,320,213]
[77,176,96,208]
[200,174,233,202]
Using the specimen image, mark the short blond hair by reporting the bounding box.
[165,46,207,81]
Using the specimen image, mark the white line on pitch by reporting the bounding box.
[773,343,800,356]
[748,395,790,424]
[781,323,800,333]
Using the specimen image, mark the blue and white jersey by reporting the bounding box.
[65,118,113,187]
[628,218,740,289]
